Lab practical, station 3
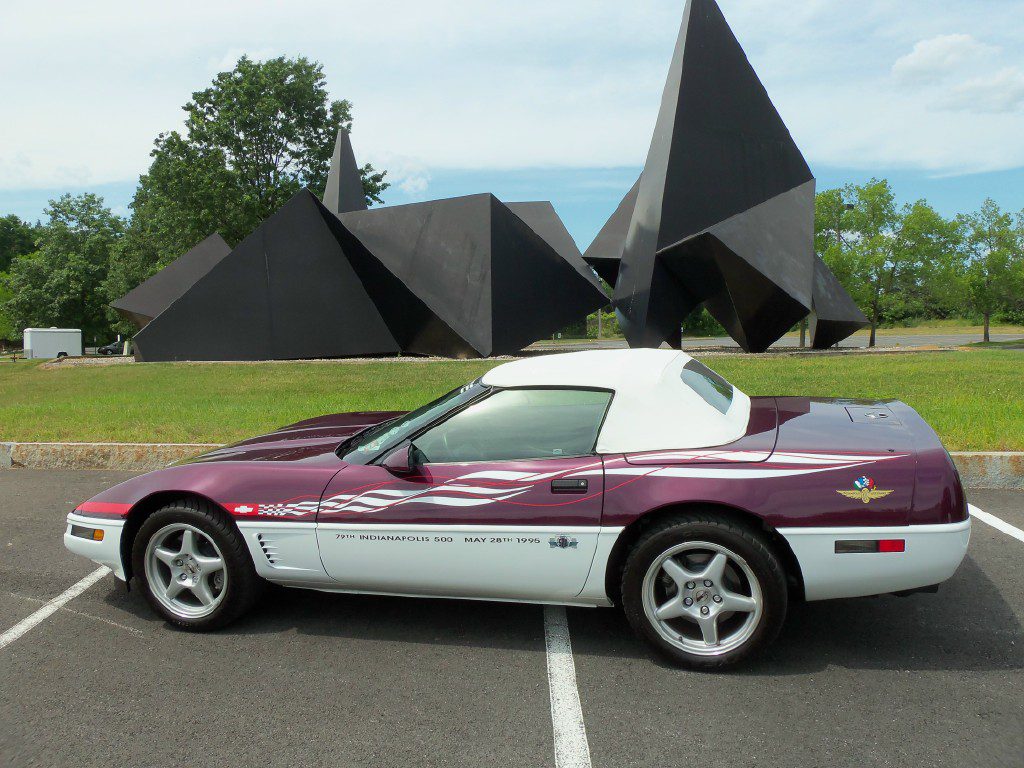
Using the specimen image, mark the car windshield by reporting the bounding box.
[340,379,488,463]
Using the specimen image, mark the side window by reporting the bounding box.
[680,359,734,414]
[412,388,612,464]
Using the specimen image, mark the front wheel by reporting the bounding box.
[132,499,263,630]
[621,513,787,669]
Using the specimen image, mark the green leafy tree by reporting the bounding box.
[957,199,1024,342]
[0,275,16,346]
[109,55,388,320]
[0,214,38,273]
[3,194,124,344]
[816,179,960,346]
[0,216,39,343]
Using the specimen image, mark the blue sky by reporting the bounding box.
[2,1,1023,251]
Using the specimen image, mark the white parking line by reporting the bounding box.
[0,567,110,651]
[970,504,1024,544]
[543,605,592,768]
[9,591,143,637]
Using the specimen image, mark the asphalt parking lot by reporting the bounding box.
[2,470,1022,768]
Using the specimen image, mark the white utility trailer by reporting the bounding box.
[23,328,83,359]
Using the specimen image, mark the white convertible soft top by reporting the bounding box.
[482,349,752,454]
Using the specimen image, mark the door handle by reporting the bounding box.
[551,478,588,494]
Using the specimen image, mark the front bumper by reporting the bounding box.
[778,517,971,601]
[64,513,127,580]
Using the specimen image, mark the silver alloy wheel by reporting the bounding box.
[144,523,228,619]
[641,540,762,657]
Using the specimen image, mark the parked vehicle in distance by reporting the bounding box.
[23,327,82,359]
[63,349,970,668]
[97,340,125,355]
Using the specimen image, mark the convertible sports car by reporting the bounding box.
[64,349,970,668]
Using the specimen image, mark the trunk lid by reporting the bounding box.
[772,397,916,526]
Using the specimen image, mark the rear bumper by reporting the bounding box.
[63,513,126,580]
[779,517,971,601]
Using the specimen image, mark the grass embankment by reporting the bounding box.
[0,350,1020,450]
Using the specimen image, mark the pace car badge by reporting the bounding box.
[549,535,578,549]
[837,476,894,505]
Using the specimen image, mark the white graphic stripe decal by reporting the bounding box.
[233,451,906,517]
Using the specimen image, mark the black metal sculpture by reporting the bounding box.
[809,255,868,349]
[123,0,868,361]
[595,0,865,351]
[133,191,402,362]
[111,233,231,330]
[129,130,605,361]
[582,179,638,288]
[323,129,367,215]
[336,194,606,357]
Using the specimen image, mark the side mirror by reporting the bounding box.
[382,443,415,475]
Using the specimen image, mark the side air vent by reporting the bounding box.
[255,533,280,566]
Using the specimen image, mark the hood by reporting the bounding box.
[189,411,406,464]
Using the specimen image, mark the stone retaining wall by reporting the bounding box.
[0,442,221,472]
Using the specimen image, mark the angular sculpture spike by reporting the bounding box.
[612,0,818,352]
[810,256,868,348]
[323,128,368,215]
[337,195,608,357]
[111,233,231,330]
[507,201,606,295]
[133,190,400,362]
[582,178,639,287]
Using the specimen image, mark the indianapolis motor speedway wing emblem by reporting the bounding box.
[549,535,578,549]
[837,476,895,504]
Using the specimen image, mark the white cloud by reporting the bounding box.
[891,34,997,84]
[208,47,279,74]
[397,175,430,196]
[938,66,1024,113]
[886,32,1024,119]
[0,0,1023,192]
[356,150,431,199]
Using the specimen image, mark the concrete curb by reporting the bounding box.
[949,452,1024,491]
[0,442,222,473]
[1,441,1021,489]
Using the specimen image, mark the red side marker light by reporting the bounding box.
[835,539,906,553]
[877,539,905,553]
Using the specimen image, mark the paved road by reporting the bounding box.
[533,332,1021,351]
[2,471,1022,768]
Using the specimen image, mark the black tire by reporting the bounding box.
[131,498,264,631]
[100,348,112,355]
[56,351,68,358]
[621,512,787,670]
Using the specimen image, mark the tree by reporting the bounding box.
[957,199,1024,342]
[109,55,389,316]
[0,214,38,274]
[0,276,16,346]
[2,194,123,343]
[816,179,960,346]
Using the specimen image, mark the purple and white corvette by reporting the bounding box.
[64,350,970,667]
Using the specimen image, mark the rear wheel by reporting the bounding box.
[621,513,787,669]
[132,499,263,630]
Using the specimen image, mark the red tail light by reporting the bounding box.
[877,539,906,553]
[835,539,906,553]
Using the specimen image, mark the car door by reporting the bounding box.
[316,388,611,601]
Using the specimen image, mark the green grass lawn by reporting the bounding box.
[0,350,1020,450]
